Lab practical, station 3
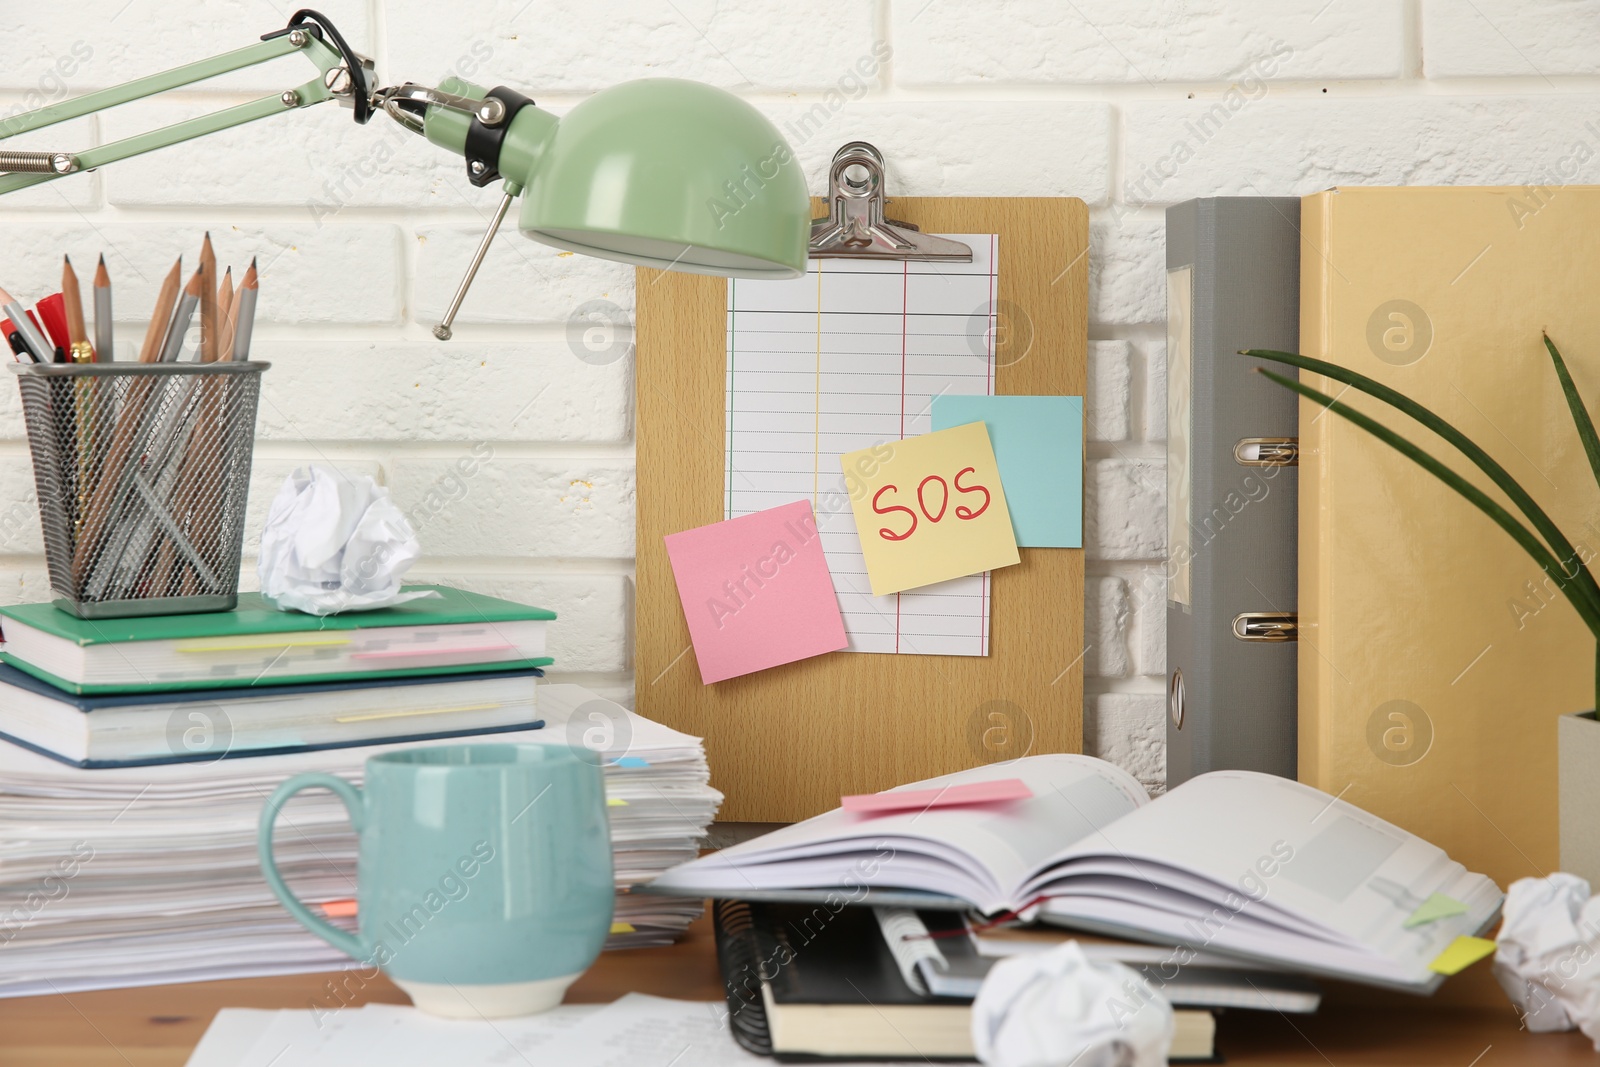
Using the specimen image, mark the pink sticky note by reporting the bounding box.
[664,500,848,684]
[842,778,1034,814]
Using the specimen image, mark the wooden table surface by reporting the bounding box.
[0,913,1592,1066]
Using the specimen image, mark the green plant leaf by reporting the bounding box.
[1258,369,1600,639]
[1244,348,1600,622]
[1544,334,1600,496]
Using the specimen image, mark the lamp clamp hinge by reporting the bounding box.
[463,86,536,187]
[370,83,522,146]
[268,9,376,123]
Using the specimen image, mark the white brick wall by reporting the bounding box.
[3,2,1583,793]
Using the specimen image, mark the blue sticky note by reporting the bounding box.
[612,756,650,768]
[931,396,1083,548]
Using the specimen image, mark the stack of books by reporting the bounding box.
[0,587,722,996]
[651,754,1504,1062]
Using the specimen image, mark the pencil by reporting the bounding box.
[216,267,233,361]
[139,259,182,364]
[233,258,258,361]
[62,256,91,363]
[223,283,241,361]
[93,255,112,362]
[0,288,51,362]
[198,232,217,363]
[159,270,202,363]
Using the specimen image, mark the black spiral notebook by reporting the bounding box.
[712,899,1219,1063]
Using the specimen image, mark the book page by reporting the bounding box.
[651,755,1148,912]
[725,237,999,656]
[1032,770,1502,980]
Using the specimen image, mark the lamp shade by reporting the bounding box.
[513,79,808,278]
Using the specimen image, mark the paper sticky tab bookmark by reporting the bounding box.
[318,899,359,919]
[610,922,636,935]
[1404,893,1469,928]
[607,797,628,807]
[843,778,1033,815]
[1427,935,1496,975]
[612,756,650,768]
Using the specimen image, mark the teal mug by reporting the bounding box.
[259,744,614,1017]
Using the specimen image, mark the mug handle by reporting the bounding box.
[259,772,367,960]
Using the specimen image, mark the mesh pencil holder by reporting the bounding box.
[10,361,269,619]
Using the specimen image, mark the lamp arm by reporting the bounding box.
[0,14,361,197]
[0,10,535,342]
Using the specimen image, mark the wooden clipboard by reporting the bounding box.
[635,193,1088,821]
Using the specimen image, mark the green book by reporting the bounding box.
[0,586,555,695]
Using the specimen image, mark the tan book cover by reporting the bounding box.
[1299,186,1598,897]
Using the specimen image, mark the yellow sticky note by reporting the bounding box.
[841,422,1020,596]
[610,922,636,935]
[1427,935,1496,975]
[607,797,628,807]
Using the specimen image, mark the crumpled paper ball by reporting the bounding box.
[971,940,1174,1067]
[257,465,437,616]
[1494,872,1600,1044]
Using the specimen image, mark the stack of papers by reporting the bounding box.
[187,995,920,1067]
[0,685,720,996]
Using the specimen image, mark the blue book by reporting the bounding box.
[0,663,544,769]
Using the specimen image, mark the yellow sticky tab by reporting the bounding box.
[1428,935,1496,975]
[607,797,628,807]
[841,422,1021,596]
[174,637,349,653]
[1404,893,1469,928]
[610,922,636,935]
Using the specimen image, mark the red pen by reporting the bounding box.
[34,293,69,361]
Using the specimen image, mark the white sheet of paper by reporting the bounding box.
[183,1008,277,1067]
[219,1003,600,1066]
[725,236,1000,656]
[194,998,967,1067]
[225,1007,335,1067]
[304,1003,599,1065]
[533,994,765,1066]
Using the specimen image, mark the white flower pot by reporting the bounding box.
[1559,711,1600,886]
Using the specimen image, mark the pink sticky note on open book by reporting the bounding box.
[842,778,1033,815]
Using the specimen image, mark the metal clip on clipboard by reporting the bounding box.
[808,142,973,262]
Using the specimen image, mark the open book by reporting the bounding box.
[647,755,1503,992]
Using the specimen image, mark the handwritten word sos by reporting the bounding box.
[872,468,991,541]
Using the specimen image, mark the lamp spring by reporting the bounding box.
[0,151,76,175]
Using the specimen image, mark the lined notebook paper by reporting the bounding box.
[725,236,999,656]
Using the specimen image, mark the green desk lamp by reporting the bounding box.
[0,9,810,338]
